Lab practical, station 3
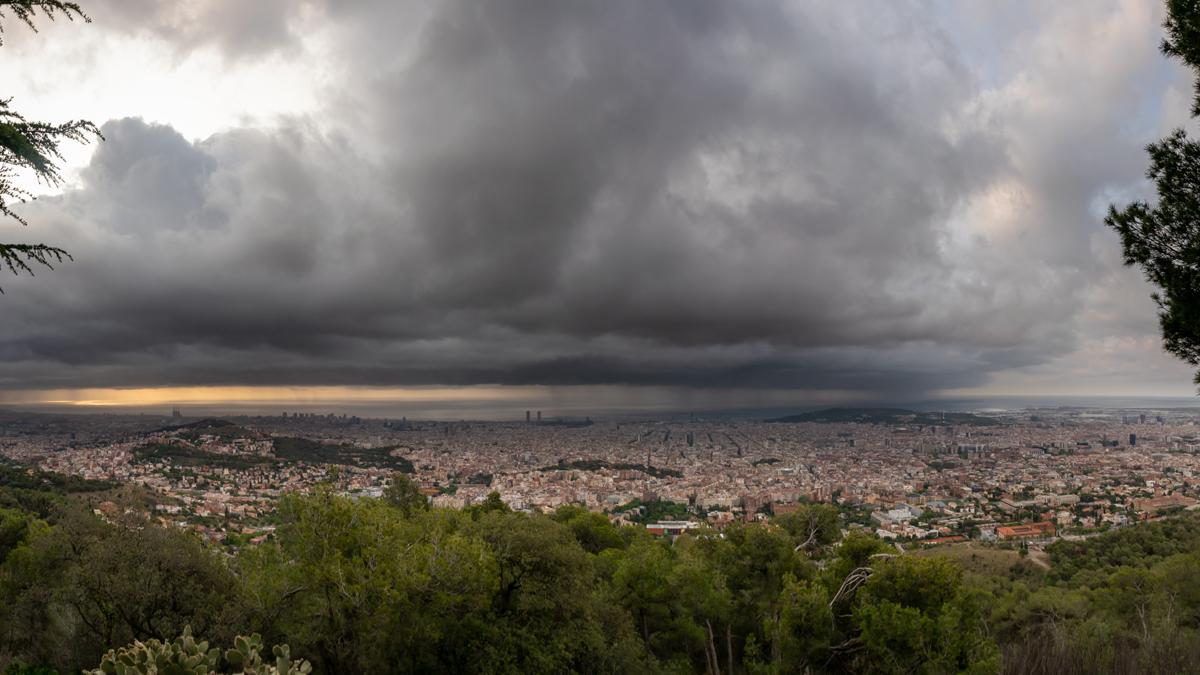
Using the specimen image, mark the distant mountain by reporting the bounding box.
[132,421,414,472]
[154,417,238,433]
[765,407,1000,426]
[271,437,415,472]
[173,418,237,429]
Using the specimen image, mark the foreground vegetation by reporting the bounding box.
[2,477,1200,674]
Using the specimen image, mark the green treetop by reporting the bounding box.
[1108,0,1200,383]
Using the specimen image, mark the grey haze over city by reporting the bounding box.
[0,0,1196,413]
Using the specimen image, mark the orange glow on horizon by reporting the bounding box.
[2,386,546,408]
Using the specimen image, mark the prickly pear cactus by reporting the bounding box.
[86,626,311,675]
[224,634,311,675]
[86,626,219,675]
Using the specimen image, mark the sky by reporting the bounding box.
[0,0,1197,416]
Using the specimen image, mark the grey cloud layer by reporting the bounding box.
[0,0,1173,397]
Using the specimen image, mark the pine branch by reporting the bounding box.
[0,98,101,181]
[0,13,101,289]
[0,98,99,286]
[0,242,72,292]
[0,97,101,224]
[0,0,89,45]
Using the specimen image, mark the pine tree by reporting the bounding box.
[0,1,99,291]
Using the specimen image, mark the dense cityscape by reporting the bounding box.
[5,404,1200,550]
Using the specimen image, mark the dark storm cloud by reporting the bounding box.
[0,0,1168,397]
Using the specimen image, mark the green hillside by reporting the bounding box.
[767,407,1002,426]
[2,475,1199,673]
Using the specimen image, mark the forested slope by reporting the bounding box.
[1,475,1199,674]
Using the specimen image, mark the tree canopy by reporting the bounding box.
[382,473,429,517]
[1108,0,1200,382]
[3,467,1200,673]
